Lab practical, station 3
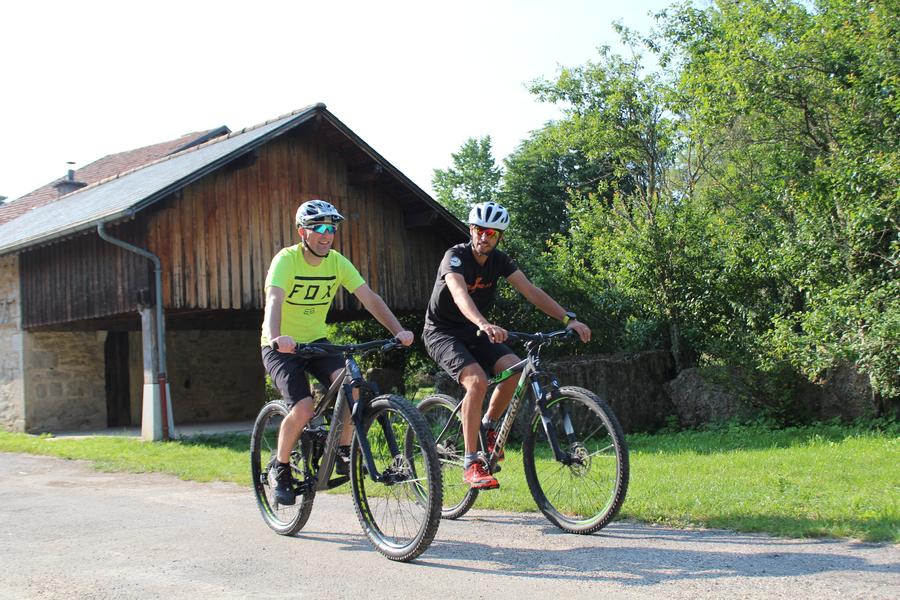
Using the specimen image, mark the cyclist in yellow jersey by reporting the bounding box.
[261,199,414,505]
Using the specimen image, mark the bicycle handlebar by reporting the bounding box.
[271,338,405,357]
[476,328,576,344]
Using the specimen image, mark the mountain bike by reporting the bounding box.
[418,328,628,534]
[250,338,442,562]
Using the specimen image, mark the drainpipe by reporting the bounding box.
[96,222,171,440]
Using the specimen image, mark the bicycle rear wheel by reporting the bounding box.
[350,394,442,562]
[523,386,629,534]
[416,394,479,519]
[250,400,315,535]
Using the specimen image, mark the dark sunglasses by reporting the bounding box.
[473,225,500,239]
[306,224,337,235]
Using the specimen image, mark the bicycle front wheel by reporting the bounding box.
[416,394,479,519]
[250,400,315,535]
[350,394,442,562]
[523,386,629,534]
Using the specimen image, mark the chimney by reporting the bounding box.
[54,164,87,197]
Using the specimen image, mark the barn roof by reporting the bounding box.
[0,103,464,256]
[0,127,229,225]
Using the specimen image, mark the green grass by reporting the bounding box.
[0,431,251,485]
[1,420,897,542]
[625,421,899,542]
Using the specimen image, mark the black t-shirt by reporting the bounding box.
[424,242,518,332]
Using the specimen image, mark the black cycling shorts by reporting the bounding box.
[423,327,516,383]
[261,339,344,407]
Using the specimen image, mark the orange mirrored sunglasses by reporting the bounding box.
[473,225,500,239]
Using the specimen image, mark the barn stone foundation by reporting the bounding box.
[0,254,25,432]
[23,331,108,433]
[130,329,266,426]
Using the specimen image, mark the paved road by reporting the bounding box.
[0,452,896,599]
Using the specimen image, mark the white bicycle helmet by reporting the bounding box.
[468,201,510,231]
[296,199,345,227]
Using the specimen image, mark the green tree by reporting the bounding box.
[527,41,727,368]
[432,136,502,221]
[499,124,621,267]
[660,0,900,398]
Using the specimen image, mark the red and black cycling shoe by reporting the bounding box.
[485,429,505,461]
[463,462,499,490]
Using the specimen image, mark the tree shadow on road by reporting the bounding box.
[290,514,897,586]
[412,518,897,586]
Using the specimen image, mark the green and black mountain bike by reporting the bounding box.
[419,328,628,534]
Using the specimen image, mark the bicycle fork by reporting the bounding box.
[535,379,580,466]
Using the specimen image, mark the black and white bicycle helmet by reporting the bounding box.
[468,201,510,231]
[296,199,345,227]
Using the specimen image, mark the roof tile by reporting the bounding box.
[0,128,228,225]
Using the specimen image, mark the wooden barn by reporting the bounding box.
[0,103,466,438]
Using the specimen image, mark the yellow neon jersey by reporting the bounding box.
[261,245,365,345]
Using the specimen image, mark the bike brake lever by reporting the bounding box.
[381,339,403,352]
[295,344,328,356]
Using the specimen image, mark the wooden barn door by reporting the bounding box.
[105,332,131,427]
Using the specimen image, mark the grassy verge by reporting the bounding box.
[624,421,899,542]
[1,420,896,542]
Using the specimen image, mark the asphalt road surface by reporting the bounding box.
[0,452,896,599]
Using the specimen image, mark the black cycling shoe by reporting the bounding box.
[270,463,296,506]
[335,446,351,476]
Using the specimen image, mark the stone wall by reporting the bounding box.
[434,350,676,434]
[666,368,755,427]
[0,254,25,432]
[130,330,266,425]
[548,351,676,433]
[24,331,107,433]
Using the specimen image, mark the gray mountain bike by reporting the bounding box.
[251,338,442,562]
[419,329,629,534]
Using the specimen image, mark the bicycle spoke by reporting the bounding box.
[251,401,315,535]
[351,396,441,561]
[523,388,628,534]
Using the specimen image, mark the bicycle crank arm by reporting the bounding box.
[324,475,350,489]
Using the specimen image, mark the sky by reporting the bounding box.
[0,0,672,202]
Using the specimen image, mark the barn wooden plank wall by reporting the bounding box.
[21,221,150,328]
[144,128,449,316]
[19,126,456,330]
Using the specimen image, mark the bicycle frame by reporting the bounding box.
[301,346,403,491]
[438,330,577,469]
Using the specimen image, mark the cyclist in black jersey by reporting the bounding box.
[423,201,591,489]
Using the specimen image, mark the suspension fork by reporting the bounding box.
[343,359,388,482]
[534,376,575,465]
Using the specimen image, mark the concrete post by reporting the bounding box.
[139,305,174,441]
